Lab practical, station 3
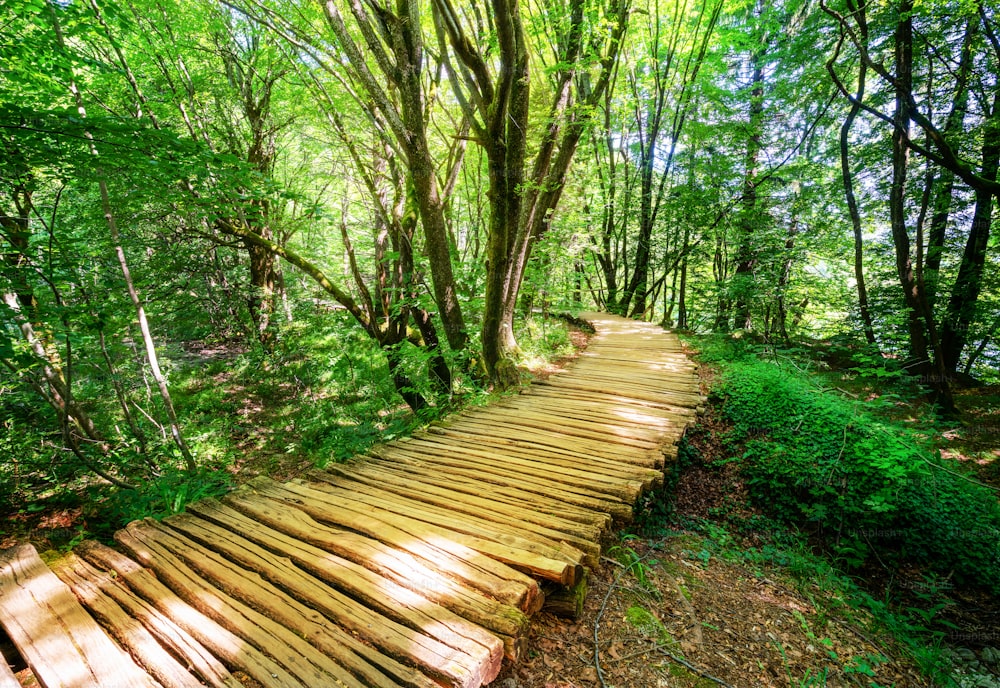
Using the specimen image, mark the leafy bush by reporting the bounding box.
[717,360,1000,593]
[99,465,233,530]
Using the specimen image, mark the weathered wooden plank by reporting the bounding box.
[510,391,695,428]
[291,477,585,585]
[240,478,544,611]
[489,400,673,441]
[78,541,305,688]
[69,544,242,688]
[409,433,647,501]
[537,371,690,399]
[457,405,663,451]
[441,417,666,472]
[499,396,688,442]
[117,524,374,688]
[0,544,157,688]
[0,652,18,688]
[528,384,700,415]
[536,377,702,407]
[575,351,697,368]
[549,367,701,395]
[156,514,501,687]
[311,467,601,567]
[358,457,612,530]
[369,446,634,521]
[440,414,661,463]
[187,498,529,661]
[50,553,219,688]
[428,422,664,473]
[421,425,665,484]
[325,462,603,541]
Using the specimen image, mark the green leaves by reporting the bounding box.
[717,357,1000,592]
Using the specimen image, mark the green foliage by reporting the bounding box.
[98,465,232,531]
[516,317,577,362]
[609,536,660,596]
[625,604,674,645]
[716,359,1000,592]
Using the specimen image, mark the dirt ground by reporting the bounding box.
[492,519,932,688]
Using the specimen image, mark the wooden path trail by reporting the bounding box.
[0,313,702,688]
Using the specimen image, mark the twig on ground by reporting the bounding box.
[593,565,628,688]
[654,647,736,687]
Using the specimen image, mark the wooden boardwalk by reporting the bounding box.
[0,313,702,688]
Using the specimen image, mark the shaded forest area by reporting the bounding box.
[1,0,999,669]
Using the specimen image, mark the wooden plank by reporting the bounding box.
[410,433,648,501]
[357,458,612,531]
[549,367,702,395]
[429,421,664,472]
[291,477,586,585]
[369,446,634,521]
[571,364,699,381]
[536,377,702,407]
[304,470,595,563]
[0,544,157,688]
[528,384,700,416]
[457,405,663,451]
[186,498,529,661]
[576,351,697,368]
[68,544,241,688]
[0,653,18,688]
[115,521,422,688]
[423,425,665,483]
[155,515,502,687]
[327,462,603,541]
[380,439,636,506]
[238,478,544,612]
[441,414,661,462]
[50,553,220,688]
[549,369,695,395]
[515,388,690,416]
[78,541,306,688]
[491,399,674,440]
[500,396,687,439]
[311,467,602,566]
[447,415,665,466]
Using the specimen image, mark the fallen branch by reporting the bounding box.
[655,647,735,688]
[593,563,628,688]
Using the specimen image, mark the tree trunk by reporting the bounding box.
[245,238,277,352]
[1,292,108,451]
[838,43,877,345]
[384,346,428,414]
[924,17,976,309]
[939,91,999,372]
[733,42,765,331]
[713,229,730,331]
[774,220,798,344]
[888,0,954,411]
[677,251,689,330]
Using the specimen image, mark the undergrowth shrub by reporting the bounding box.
[718,360,1000,593]
[96,465,233,535]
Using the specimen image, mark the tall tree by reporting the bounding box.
[435,0,630,383]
